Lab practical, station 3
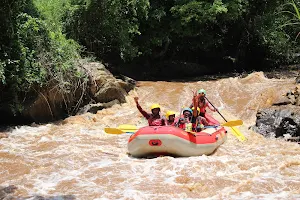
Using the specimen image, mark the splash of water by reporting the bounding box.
[1,72,300,199]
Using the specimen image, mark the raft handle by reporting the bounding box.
[149,139,162,146]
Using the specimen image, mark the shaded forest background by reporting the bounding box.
[1,0,300,122]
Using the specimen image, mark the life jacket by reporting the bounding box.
[166,120,175,126]
[148,115,166,126]
[198,99,208,114]
[177,115,197,130]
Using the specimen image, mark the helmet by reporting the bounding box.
[198,89,206,95]
[182,108,192,114]
[192,107,200,113]
[166,110,176,119]
[150,103,161,110]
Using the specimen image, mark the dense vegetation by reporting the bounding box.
[0,0,85,119]
[64,0,300,70]
[0,0,300,122]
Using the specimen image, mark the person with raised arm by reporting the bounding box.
[134,97,166,126]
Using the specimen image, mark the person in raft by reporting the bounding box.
[192,107,208,126]
[175,108,204,132]
[165,110,176,126]
[190,89,218,117]
[134,97,166,126]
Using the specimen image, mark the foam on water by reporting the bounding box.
[1,72,300,199]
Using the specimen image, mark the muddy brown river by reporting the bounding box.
[1,72,300,199]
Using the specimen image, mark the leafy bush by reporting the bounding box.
[64,0,150,61]
[63,0,300,69]
[0,0,86,115]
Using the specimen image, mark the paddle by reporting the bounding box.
[104,124,138,134]
[104,127,125,134]
[117,124,138,132]
[105,118,243,135]
[204,97,246,142]
[222,120,243,127]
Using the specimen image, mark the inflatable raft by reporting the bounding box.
[128,125,227,157]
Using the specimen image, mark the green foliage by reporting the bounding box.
[278,0,300,36]
[250,0,300,65]
[64,0,150,60]
[33,0,73,32]
[16,13,49,87]
[62,0,300,67]
[0,0,85,115]
[170,0,247,48]
[134,0,249,60]
[171,0,228,26]
[2,0,300,120]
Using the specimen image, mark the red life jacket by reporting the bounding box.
[198,99,208,113]
[148,115,166,126]
[167,120,175,126]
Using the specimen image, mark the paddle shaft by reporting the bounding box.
[205,97,246,141]
[204,96,228,122]
[175,106,184,128]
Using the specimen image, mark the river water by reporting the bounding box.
[1,72,300,199]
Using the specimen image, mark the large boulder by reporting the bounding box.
[22,87,71,123]
[253,87,300,142]
[0,61,135,124]
[254,106,300,138]
[83,62,135,103]
[77,99,120,114]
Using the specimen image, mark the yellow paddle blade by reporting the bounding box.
[104,128,124,134]
[117,124,138,132]
[230,127,246,142]
[222,120,243,127]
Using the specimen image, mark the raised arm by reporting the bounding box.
[134,97,151,119]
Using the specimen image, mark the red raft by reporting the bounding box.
[128,125,227,157]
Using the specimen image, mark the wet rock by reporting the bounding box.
[0,185,75,200]
[116,75,136,92]
[62,115,93,125]
[295,76,300,84]
[29,195,75,200]
[271,86,300,106]
[286,87,300,105]
[254,85,300,142]
[276,117,299,138]
[83,62,134,104]
[253,105,300,142]
[272,95,291,106]
[0,132,8,139]
[77,99,120,114]
[22,88,70,123]
[0,185,17,200]
[94,85,126,103]
[0,61,135,124]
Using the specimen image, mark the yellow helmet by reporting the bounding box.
[192,107,200,112]
[150,103,161,110]
[166,110,176,119]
